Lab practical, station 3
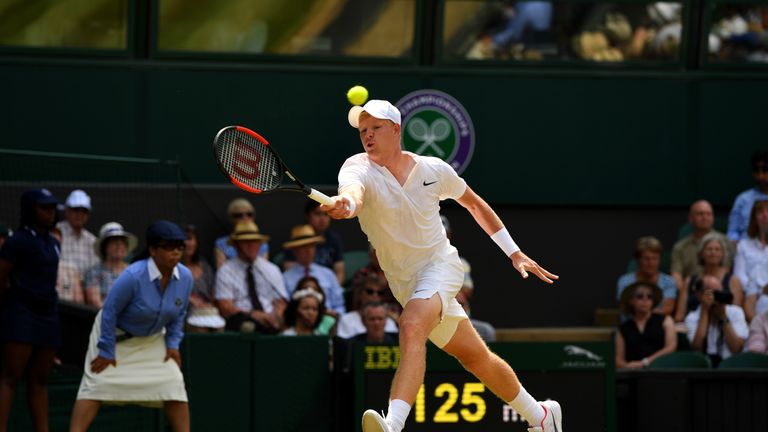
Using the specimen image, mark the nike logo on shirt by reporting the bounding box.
[423,180,438,186]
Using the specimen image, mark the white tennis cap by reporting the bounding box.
[348,99,402,128]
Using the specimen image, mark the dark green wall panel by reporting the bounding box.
[1,63,765,206]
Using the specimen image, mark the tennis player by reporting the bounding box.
[69,220,193,432]
[322,100,562,432]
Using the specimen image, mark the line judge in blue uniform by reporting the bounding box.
[70,220,193,432]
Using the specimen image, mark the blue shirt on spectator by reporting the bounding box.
[492,1,553,47]
[283,263,345,315]
[97,258,193,359]
[727,187,768,241]
[616,272,677,302]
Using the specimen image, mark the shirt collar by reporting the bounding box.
[148,257,180,281]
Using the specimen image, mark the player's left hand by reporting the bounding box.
[165,348,182,367]
[510,251,559,284]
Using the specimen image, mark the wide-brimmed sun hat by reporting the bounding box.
[228,221,270,245]
[93,222,138,257]
[283,224,325,249]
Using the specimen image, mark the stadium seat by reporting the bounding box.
[648,351,711,369]
[718,352,768,369]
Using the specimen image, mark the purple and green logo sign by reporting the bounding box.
[396,89,475,174]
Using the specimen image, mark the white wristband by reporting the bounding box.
[344,198,357,219]
[490,227,520,257]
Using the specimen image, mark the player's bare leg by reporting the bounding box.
[443,320,562,431]
[362,294,442,432]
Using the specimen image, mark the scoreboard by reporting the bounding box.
[353,341,615,432]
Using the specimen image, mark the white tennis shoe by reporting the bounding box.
[362,409,390,432]
[527,400,563,432]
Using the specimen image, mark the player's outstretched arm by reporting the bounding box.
[322,184,364,220]
[456,186,559,284]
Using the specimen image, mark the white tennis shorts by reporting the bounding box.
[388,247,468,348]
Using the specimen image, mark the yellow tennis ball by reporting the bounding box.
[346,85,368,106]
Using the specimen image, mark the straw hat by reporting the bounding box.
[283,224,325,249]
[93,222,138,257]
[228,221,269,245]
[619,281,662,314]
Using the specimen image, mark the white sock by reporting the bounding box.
[385,399,410,432]
[507,386,545,426]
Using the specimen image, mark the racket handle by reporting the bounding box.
[308,188,335,206]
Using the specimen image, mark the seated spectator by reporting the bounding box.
[685,275,749,366]
[350,245,401,320]
[83,223,137,308]
[283,199,345,284]
[615,282,676,368]
[337,275,399,339]
[744,265,768,322]
[215,221,287,334]
[291,276,336,335]
[727,151,768,243]
[56,189,99,284]
[0,223,10,249]
[675,233,744,322]
[617,236,676,316]
[350,302,399,344]
[183,225,224,333]
[51,226,85,304]
[214,198,268,268]
[467,1,554,60]
[282,287,325,336]
[746,310,768,353]
[733,199,768,321]
[670,200,733,292]
[282,225,345,316]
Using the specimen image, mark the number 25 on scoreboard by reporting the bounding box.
[414,382,486,423]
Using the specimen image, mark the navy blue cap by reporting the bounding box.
[145,220,187,242]
[21,188,59,206]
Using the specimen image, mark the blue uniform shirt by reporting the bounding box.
[97,258,193,359]
[0,225,60,308]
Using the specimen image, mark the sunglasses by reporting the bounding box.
[634,293,653,300]
[231,212,253,219]
[156,242,186,251]
[364,288,384,296]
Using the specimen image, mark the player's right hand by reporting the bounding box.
[323,196,353,220]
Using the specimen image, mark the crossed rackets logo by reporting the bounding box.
[406,118,451,157]
[396,89,475,174]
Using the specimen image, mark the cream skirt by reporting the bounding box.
[76,311,188,407]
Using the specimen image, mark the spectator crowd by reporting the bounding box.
[614,150,768,369]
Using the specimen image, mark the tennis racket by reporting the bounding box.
[213,125,334,206]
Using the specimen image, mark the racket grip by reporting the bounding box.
[308,188,335,206]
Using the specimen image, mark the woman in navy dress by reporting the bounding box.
[0,188,61,432]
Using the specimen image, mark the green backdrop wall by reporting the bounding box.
[2,60,765,206]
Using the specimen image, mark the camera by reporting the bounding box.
[713,290,733,305]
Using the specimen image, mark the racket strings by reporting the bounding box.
[216,129,282,191]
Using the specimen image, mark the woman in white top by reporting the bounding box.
[733,199,768,321]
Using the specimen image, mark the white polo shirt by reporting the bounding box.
[338,152,467,284]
